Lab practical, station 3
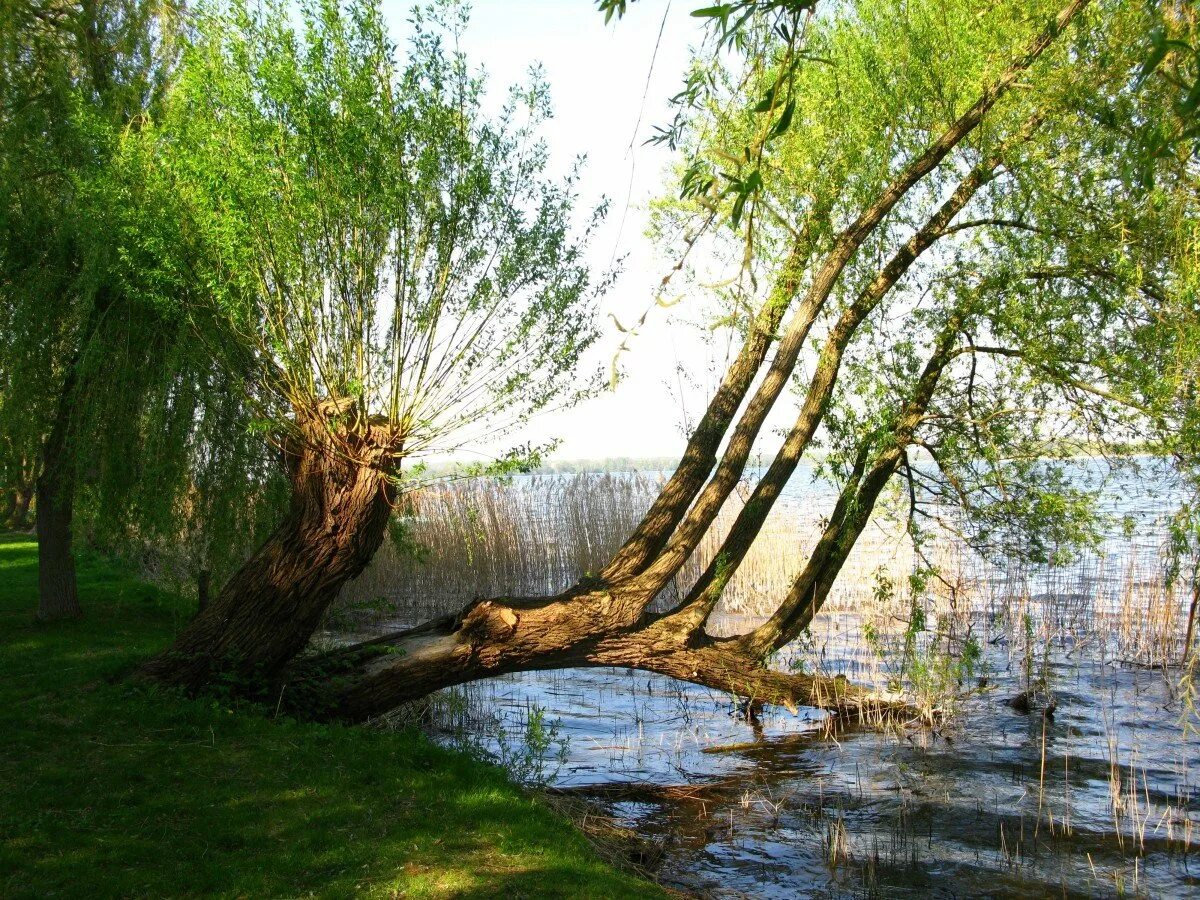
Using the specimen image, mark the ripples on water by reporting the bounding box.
[335,458,1199,897]
[442,640,1198,897]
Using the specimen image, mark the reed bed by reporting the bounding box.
[343,473,671,619]
[336,470,1197,677]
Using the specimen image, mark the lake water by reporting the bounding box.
[337,457,1200,897]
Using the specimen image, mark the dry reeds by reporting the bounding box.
[335,471,1196,684]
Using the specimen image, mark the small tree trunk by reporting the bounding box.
[34,284,115,621]
[196,569,211,614]
[11,483,34,530]
[136,416,396,692]
[35,368,82,622]
[1,474,35,529]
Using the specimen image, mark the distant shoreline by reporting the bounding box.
[414,446,1168,479]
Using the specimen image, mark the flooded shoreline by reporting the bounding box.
[408,628,1198,896]
[330,460,1200,896]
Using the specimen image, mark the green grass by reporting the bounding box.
[0,535,660,898]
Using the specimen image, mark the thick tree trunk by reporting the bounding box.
[35,366,82,622]
[0,490,15,528]
[135,414,397,691]
[286,594,907,724]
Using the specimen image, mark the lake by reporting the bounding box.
[333,457,1199,897]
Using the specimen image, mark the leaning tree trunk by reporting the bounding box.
[135,412,397,692]
[35,365,82,622]
[136,0,1086,720]
[283,584,910,725]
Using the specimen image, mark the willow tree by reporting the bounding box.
[135,0,606,687]
[138,0,1194,725]
[302,0,1188,718]
[0,0,191,619]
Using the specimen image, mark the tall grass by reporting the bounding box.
[344,473,673,619]
[335,471,1197,678]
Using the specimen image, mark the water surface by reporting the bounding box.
[340,458,1199,897]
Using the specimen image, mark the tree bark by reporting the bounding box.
[11,482,34,529]
[135,411,398,691]
[288,594,907,724]
[35,363,82,622]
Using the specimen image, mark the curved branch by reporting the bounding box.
[614,0,1087,599]
[739,311,966,657]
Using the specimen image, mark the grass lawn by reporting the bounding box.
[0,535,660,898]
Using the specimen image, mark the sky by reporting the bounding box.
[377,0,733,462]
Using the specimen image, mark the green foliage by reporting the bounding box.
[599,0,815,30]
[5,0,609,596]
[711,549,734,594]
[408,688,571,788]
[1130,9,1200,185]
[489,706,572,788]
[387,514,429,566]
[157,0,606,464]
[861,570,985,713]
[0,0,285,588]
[652,0,1198,575]
[0,535,657,897]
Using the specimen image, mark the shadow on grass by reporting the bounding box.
[0,535,659,898]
